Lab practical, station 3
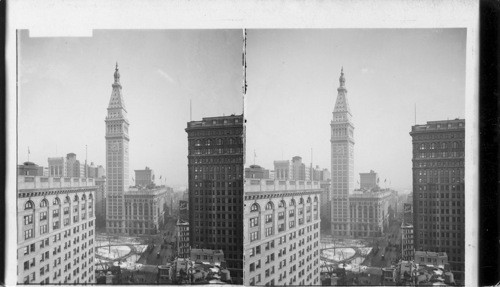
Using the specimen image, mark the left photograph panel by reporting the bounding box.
[16,29,244,285]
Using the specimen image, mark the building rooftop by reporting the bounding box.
[125,187,168,196]
[245,179,322,193]
[186,114,243,128]
[349,189,393,199]
[18,175,96,190]
[411,118,465,133]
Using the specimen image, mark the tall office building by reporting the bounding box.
[105,63,130,234]
[330,68,355,237]
[410,119,465,281]
[273,160,291,180]
[244,179,322,286]
[185,114,244,280]
[359,170,379,190]
[48,157,67,177]
[17,175,97,284]
[134,167,154,187]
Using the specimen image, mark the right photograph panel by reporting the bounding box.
[244,29,466,286]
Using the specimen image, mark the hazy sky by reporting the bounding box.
[245,29,466,191]
[18,30,243,188]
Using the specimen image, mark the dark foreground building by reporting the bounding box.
[186,114,244,282]
[410,119,465,282]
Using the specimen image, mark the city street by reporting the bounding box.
[363,219,402,268]
[138,216,178,266]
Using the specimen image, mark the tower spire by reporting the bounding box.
[339,67,346,89]
[334,67,351,114]
[114,62,120,84]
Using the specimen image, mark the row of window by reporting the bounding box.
[191,137,242,147]
[250,197,319,212]
[24,195,93,210]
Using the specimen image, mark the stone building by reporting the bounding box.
[94,178,106,229]
[105,64,130,234]
[401,223,414,261]
[359,170,379,190]
[244,179,322,286]
[18,162,42,176]
[17,175,97,284]
[410,119,465,281]
[290,156,306,180]
[134,167,154,187]
[348,190,395,237]
[176,219,190,258]
[123,187,168,235]
[185,114,244,281]
[48,157,67,177]
[245,165,270,179]
[65,153,85,178]
[273,160,291,180]
[330,68,355,237]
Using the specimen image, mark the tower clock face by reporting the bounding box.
[111,143,119,152]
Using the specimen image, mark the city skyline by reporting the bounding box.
[245,29,466,191]
[17,29,243,188]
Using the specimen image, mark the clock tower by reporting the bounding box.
[105,63,130,234]
[330,67,355,237]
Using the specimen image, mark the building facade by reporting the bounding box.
[348,190,394,237]
[185,114,244,280]
[291,156,306,181]
[245,165,270,179]
[273,160,290,180]
[17,175,97,284]
[94,178,106,229]
[123,187,168,235]
[48,157,67,177]
[134,167,154,187]
[330,68,355,237]
[410,119,465,281]
[401,223,414,261]
[18,162,42,176]
[359,170,379,190]
[65,153,85,178]
[244,179,322,286]
[105,64,130,234]
[176,219,190,258]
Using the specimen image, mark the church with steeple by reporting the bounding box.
[105,63,130,234]
[330,68,355,237]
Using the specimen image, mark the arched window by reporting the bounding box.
[206,139,212,146]
[265,202,274,210]
[195,140,201,147]
[250,203,260,212]
[74,195,79,202]
[290,199,296,206]
[82,194,87,201]
[89,194,93,200]
[299,198,304,205]
[65,196,70,204]
[25,201,34,210]
[314,196,318,202]
[307,197,311,203]
[217,138,223,145]
[53,197,60,205]
[40,199,48,208]
[278,200,286,208]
